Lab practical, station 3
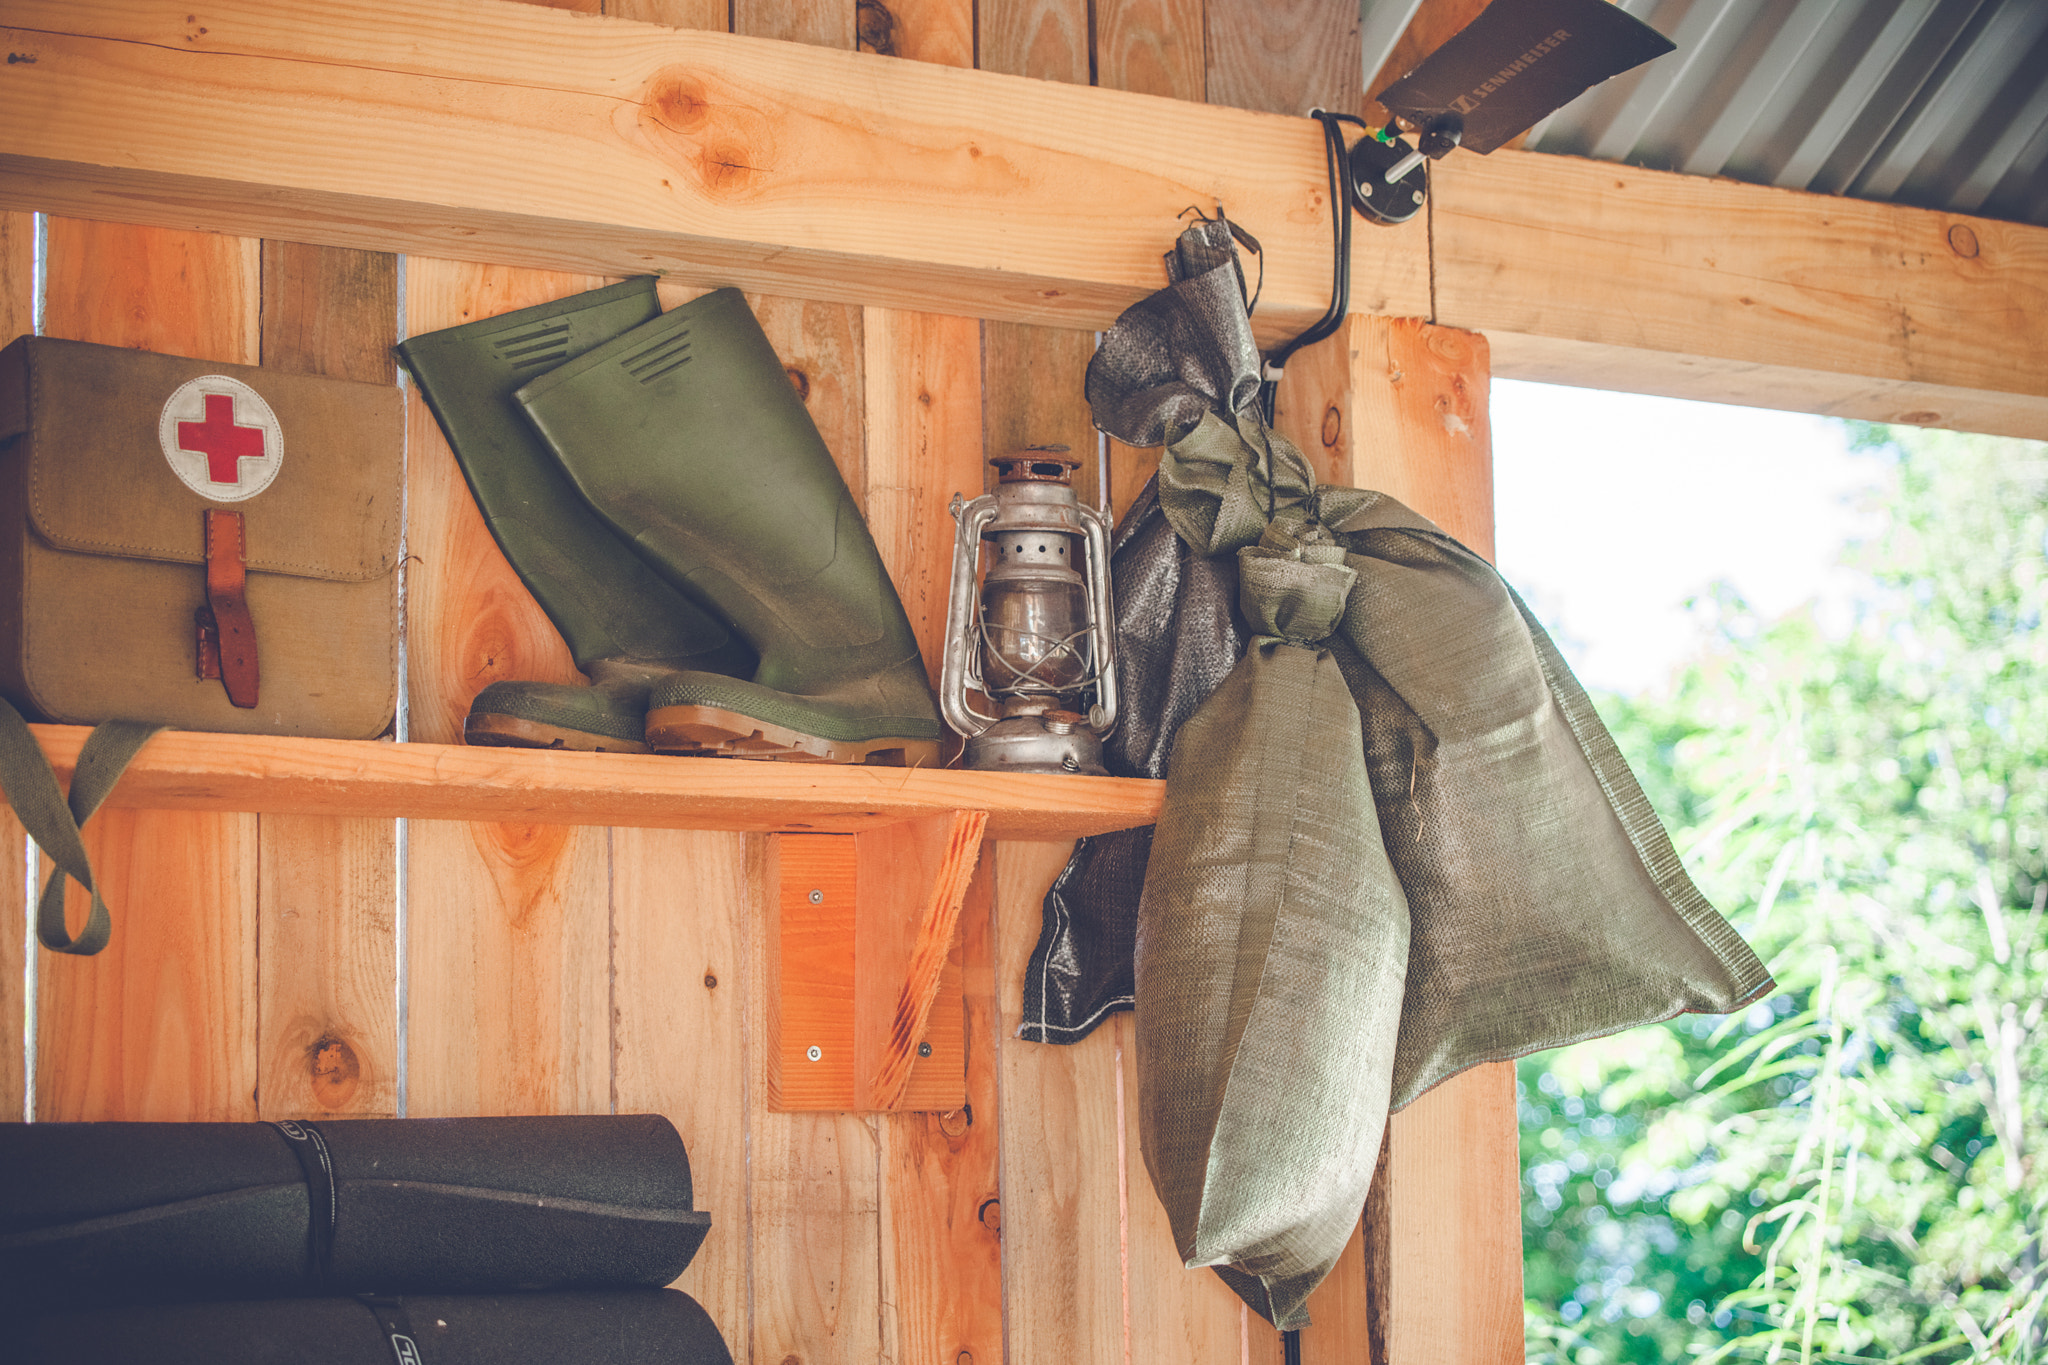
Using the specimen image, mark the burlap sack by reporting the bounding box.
[1093,222,1774,1327]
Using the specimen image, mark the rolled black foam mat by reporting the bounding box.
[19,1288,735,1365]
[0,1114,710,1307]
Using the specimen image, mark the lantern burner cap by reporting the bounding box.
[991,447,1080,485]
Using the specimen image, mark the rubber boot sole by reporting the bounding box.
[644,703,940,767]
[462,711,661,754]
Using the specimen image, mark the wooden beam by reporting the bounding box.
[0,0,1421,344]
[1433,149,2048,438]
[11,723,1162,838]
[8,2,2044,435]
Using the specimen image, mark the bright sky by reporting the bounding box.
[1490,380,1884,697]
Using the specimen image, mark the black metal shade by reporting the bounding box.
[1375,0,1675,155]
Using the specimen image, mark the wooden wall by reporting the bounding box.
[0,2,1520,1362]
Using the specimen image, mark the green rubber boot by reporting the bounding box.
[396,279,756,752]
[512,288,941,766]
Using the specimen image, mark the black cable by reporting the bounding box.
[1258,110,1370,426]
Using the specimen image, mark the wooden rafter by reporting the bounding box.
[4,0,2045,435]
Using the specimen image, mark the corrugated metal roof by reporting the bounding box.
[1361,0,2048,228]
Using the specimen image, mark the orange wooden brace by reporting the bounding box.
[768,809,987,1112]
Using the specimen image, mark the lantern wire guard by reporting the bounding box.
[941,450,1118,774]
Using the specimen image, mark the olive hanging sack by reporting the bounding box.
[1091,222,1774,1327]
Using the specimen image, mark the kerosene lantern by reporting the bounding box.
[940,449,1118,774]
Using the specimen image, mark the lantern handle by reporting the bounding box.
[940,493,1005,737]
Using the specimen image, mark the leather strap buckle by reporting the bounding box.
[195,509,260,708]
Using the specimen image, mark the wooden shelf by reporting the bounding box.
[21,723,1161,839]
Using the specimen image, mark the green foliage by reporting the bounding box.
[1523,426,2048,1364]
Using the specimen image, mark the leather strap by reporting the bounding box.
[268,1119,341,1292]
[358,1295,428,1365]
[0,698,165,956]
[203,509,260,709]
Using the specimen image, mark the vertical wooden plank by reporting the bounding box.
[36,809,258,1121]
[254,240,401,1124]
[748,294,868,507]
[1202,0,1363,119]
[1388,1067,1522,1363]
[734,0,855,48]
[612,826,753,1349]
[1298,1225,1373,1364]
[405,817,610,1117]
[401,258,613,1119]
[692,15,890,1365]
[1119,1008,1257,1364]
[256,814,397,1120]
[862,306,984,695]
[600,5,759,1353]
[979,1,1102,512]
[718,8,886,1360]
[1088,6,1281,1359]
[37,221,260,362]
[864,293,1003,1364]
[1095,0,1205,101]
[33,220,260,1124]
[400,261,595,748]
[982,322,1100,502]
[866,0,975,65]
[750,834,885,1365]
[876,855,1003,1365]
[1342,315,1519,1365]
[982,0,1090,83]
[604,0,725,26]
[1347,317,1494,554]
[0,209,31,342]
[1094,0,1206,524]
[860,26,995,1355]
[0,210,29,1123]
[995,838,1126,1365]
[1272,324,1359,492]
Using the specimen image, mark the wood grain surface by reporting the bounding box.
[612,826,753,1340]
[6,6,1535,1363]
[253,240,401,1124]
[995,838,1128,1365]
[33,219,261,1124]
[16,0,2044,434]
[1,0,1414,345]
[1348,316,1523,1364]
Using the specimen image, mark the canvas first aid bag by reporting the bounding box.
[0,334,402,953]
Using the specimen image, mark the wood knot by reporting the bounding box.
[1319,405,1342,449]
[643,70,712,133]
[1947,224,1980,259]
[938,1107,971,1138]
[977,1196,1002,1231]
[1895,410,1941,426]
[308,1035,361,1109]
[703,972,719,989]
[785,366,810,401]
[856,0,897,55]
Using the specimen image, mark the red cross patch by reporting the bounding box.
[158,375,283,502]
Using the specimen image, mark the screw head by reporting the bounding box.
[918,1041,933,1058]
[1411,189,1424,204]
[808,888,823,904]
[806,1045,822,1061]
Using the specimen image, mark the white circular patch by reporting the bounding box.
[158,374,284,502]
